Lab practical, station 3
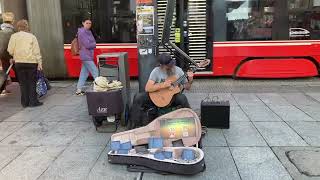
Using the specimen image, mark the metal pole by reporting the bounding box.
[136,0,158,92]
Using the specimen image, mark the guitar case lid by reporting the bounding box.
[111,108,202,147]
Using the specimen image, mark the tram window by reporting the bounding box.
[223,0,275,41]
[60,0,136,43]
[289,0,320,40]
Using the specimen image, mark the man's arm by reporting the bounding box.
[183,71,194,90]
[145,79,172,93]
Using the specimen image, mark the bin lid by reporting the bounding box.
[97,52,128,58]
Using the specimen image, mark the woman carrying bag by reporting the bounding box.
[7,20,43,107]
[76,18,99,95]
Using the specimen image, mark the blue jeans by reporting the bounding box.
[77,61,99,90]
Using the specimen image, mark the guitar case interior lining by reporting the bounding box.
[108,108,206,175]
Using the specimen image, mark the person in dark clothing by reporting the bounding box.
[127,53,194,129]
[0,12,15,95]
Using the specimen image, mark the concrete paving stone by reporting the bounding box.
[0,122,28,141]
[253,122,308,146]
[42,94,73,107]
[33,122,90,146]
[72,105,89,116]
[281,93,319,106]
[66,114,91,122]
[209,93,238,106]
[38,146,105,180]
[71,126,111,146]
[306,93,320,103]
[142,147,240,180]
[230,106,250,121]
[241,105,282,122]
[268,105,315,122]
[0,146,64,180]
[186,93,237,109]
[53,103,90,122]
[35,105,81,122]
[287,150,320,176]
[185,93,208,109]
[256,93,291,106]
[0,145,27,169]
[60,95,87,106]
[24,103,52,114]
[202,129,227,147]
[0,122,58,146]
[87,146,140,180]
[4,107,50,122]
[0,106,23,121]
[287,121,320,146]
[231,147,292,180]
[223,122,267,146]
[0,112,17,122]
[0,107,21,119]
[232,93,265,106]
[296,105,320,121]
[50,81,75,88]
[272,147,320,180]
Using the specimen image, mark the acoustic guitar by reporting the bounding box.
[149,59,210,107]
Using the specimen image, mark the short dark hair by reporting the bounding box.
[82,18,91,23]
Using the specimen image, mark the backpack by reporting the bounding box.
[0,31,13,60]
[71,35,79,56]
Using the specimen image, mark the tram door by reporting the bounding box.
[157,0,213,72]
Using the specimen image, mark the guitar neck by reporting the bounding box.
[173,73,188,86]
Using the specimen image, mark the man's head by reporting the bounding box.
[2,12,14,24]
[158,53,176,74]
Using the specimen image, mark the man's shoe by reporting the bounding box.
[29,102,43,107]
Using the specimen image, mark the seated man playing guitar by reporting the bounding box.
[128,53,201,129]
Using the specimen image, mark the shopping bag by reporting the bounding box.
[36,70,48,97]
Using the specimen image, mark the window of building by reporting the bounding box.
[60,0,136,44]
[288,0,320,40]
[225,0,275,41]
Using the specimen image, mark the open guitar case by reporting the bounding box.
[108,108,206,175]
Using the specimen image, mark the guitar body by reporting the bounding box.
[149,76,181,107]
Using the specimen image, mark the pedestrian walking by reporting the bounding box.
[0,12,15,96]
[7,19,43,107]
[75,18,99,95]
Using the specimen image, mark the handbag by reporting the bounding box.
[71,34,79,56]
[36,70,48,97]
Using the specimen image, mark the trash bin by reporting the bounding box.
[97,53,131,126]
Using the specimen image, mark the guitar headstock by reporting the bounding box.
[197,59,210,68]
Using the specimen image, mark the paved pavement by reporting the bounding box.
[0,78,320,180]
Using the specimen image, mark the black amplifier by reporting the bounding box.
[200,98,230,129]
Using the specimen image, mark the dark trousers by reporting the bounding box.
[127,92,190,129]
[15,63,39,107]
[0,59,18,92]
[0,59,10,92]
